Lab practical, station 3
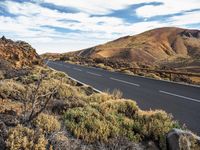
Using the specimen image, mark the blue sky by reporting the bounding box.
[0,0,200,54]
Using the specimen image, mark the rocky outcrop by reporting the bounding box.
[0,36,41,69]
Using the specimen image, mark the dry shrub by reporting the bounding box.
[85,93,113,104]
[96,63,106,69]
[179,134,200,150]
[48,70,76,86]
[49,132,70,150]
[32,65,52,75]
[17,74,39,84]
[0,80,26,101]
[51,98,86,115]
[145,73,161,80]
[0,99,23,114]
[0,70,4,80]
[96,63,114,71]
[135,110,178,148]
[108,89,123,99]
[122,70,135,75]
[96,137,145,150]
[99,99,138,118]
[33,113,61,134]
[104,65,114,71]
[58,83,84,98]
[6,125,47,150]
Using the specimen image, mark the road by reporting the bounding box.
[47,60,200,135]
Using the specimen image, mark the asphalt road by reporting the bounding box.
[47,60,200,135]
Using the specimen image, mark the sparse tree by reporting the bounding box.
[21,73,59,124]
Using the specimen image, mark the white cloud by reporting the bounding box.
[169,11,200,26]
[136,0,200,18]
[0,0,199,54]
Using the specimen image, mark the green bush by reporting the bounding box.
[134,110,178,148]
[63,98,177,149]
[64,106,118,142]
[6,125,47,150]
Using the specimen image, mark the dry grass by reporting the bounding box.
[145,73,162,80]
[0,80,26,101]
[0,70,4,80]
[6,125,47,150]
[0,99,23,114]
[96,63,114,71]
[33,113,61,134]
[190,76,200,84]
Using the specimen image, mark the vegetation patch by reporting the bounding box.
[0,65,198,150]
[64,98,178,148]
[6,125,47,150]
[33,113,61,134]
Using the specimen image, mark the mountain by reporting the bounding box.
[0,36,40,70]
[77,27,200,69]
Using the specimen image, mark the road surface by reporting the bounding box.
[47,60,200,135]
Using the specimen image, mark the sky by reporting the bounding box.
[0,0,200,54]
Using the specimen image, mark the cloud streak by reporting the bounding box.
[135,0,200,18]
[0,0,199,54]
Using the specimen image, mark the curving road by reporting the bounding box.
[47,60,200,135]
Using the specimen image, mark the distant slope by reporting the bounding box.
[78,27,200,67]
[0,36,41,69]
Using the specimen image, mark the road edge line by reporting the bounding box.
[47,65,102,93]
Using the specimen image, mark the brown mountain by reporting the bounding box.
[77,27,200,69]
[0,36,41,69]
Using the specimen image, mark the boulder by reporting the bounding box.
[167,129,200,150]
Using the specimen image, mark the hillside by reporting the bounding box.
[0,36,40,70]
[78,27,200,67]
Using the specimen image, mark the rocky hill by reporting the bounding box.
[0,36,40,70]
[77,27,200,69]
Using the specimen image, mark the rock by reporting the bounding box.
[0,121,7,150]
[0,114,19,126]
[167,128,200,150]
[0,121,8,138]
[4,109,17,116]
[1,36,6,40]
[0,137,6,150]
[145,141,159,150]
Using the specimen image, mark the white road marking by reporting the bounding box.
[110,77,140,87]
[159,90,200,103]
[73,68,82,71]
[87,71,102,77]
